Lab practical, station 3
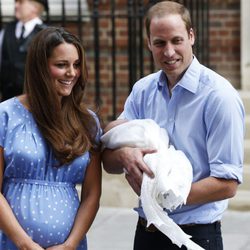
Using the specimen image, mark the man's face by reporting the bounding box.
[148,14,195,87]
[15,0,38,22]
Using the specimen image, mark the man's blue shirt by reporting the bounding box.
[119,57,245,224]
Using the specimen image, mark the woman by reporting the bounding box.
[0,27,102,249]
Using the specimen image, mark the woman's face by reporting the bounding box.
[48,42,81,99]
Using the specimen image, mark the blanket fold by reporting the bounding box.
[101,119,204,250]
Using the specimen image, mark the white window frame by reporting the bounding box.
[241,0,250,90]
[0,0,90,22]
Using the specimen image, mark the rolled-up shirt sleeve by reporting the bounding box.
[205,88,245,183]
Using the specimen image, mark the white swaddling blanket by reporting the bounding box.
[101,119,204,250]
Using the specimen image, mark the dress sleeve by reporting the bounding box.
[88,109,103,148]
[0,109,8,147]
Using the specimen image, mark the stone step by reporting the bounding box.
[100,172,137,208]
[76,167,250,210]
[244,140,250,164]
[229,190,250,211]
[239,164,250,190]
[95,168,250,210]
[76,172,138,208]
[98,173,250,211]
[239,90,250,114]
[245,116,250,139]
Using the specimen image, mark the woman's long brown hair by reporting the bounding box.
[24,27,99,165]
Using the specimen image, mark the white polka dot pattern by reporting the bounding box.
[0,98,90,249]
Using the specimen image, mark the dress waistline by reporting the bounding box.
[4,178,75,187]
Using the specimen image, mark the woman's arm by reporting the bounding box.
[0,147,44,250]
[48,151,102,249]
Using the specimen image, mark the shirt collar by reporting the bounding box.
[177,56,201,94]
[157,71,168,89]
[157,56,201,94]
[16,18,43,38]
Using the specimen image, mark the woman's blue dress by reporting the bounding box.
[0,97,95,249]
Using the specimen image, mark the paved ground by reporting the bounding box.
[87,207,250,250]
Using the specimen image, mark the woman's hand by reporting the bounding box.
[19,241,44,250]
[46,243,75,250]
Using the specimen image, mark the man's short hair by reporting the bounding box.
[145,1,192,39]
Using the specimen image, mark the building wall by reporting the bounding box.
[81,0,241,124]
[209,0,240,88]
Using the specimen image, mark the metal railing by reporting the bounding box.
[0,0,209,120]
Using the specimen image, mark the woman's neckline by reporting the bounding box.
[15,95,32,114]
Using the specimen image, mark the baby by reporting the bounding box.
[101,119,203,250]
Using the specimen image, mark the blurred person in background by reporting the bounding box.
[0,0,48,101]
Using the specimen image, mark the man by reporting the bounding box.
[0,0,48,101]
[102,1,245,250]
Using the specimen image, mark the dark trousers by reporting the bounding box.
[134,218,223,250]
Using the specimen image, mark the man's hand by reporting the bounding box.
[119,147,156,195]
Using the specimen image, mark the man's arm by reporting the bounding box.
[187,84,245,206]
[102,147,155,195]
[102,148,124,174]
[186,176,238,205]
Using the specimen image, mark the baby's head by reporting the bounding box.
[104,119,128,133]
